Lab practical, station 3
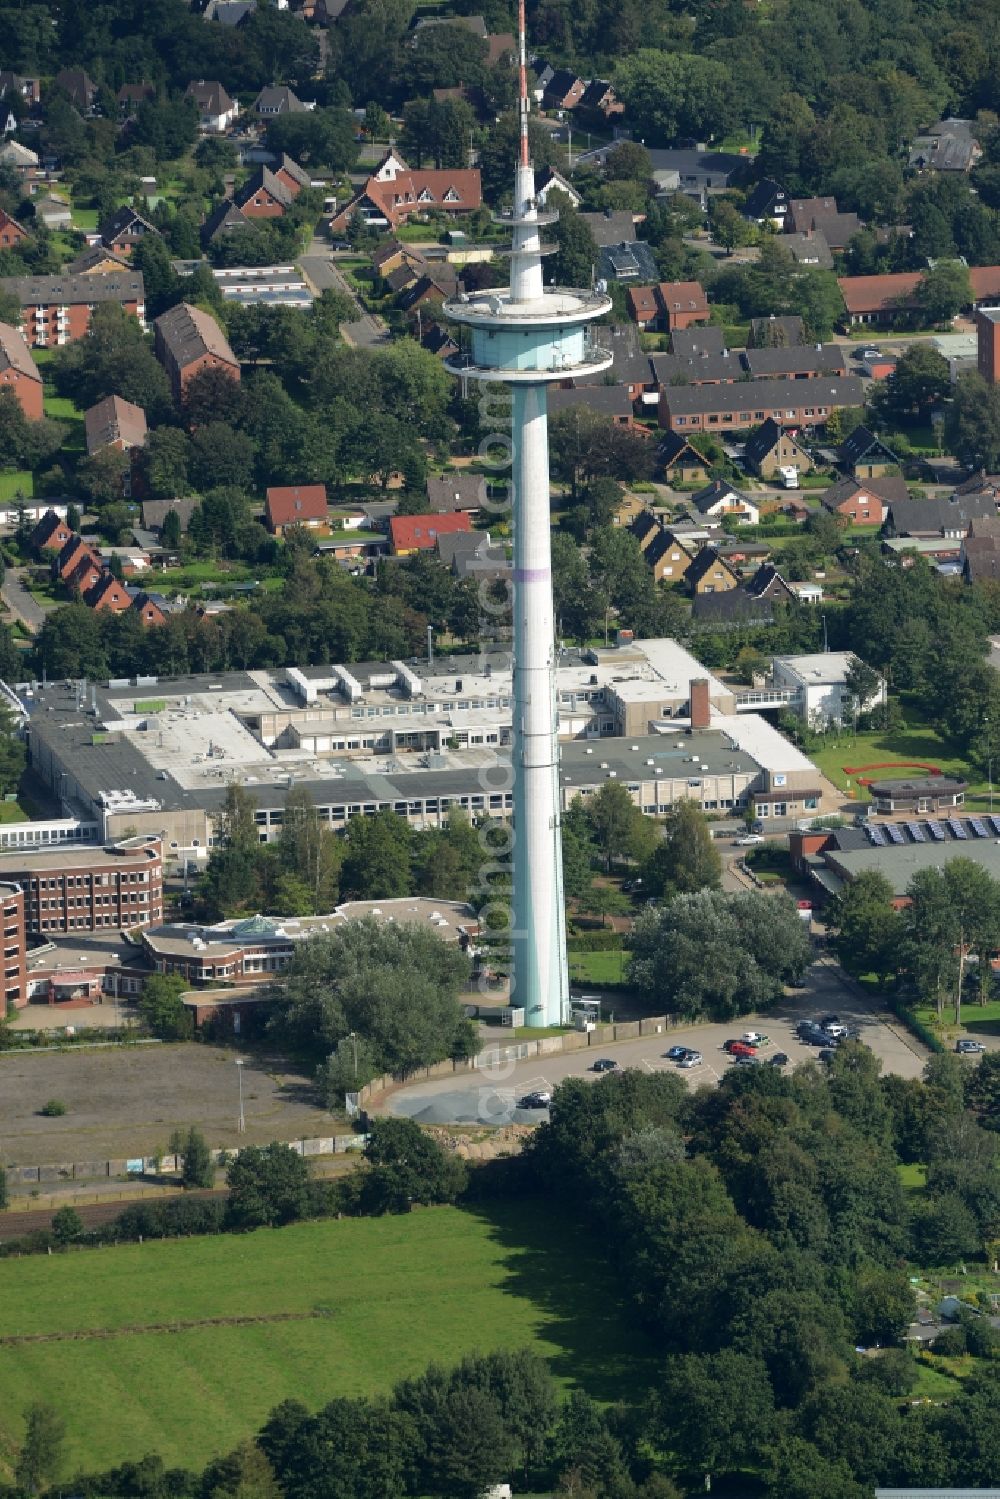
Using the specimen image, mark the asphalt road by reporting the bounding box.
[1,566,48,633]
[301,245,388,348]
[384,957,929,1128]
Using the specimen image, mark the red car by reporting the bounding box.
[728,1041,758,1059]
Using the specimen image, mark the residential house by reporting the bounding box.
[644,148,746,204]
[153,302,240,403]
[0,272,145,347]
[596,239,659,286]
[534,168,581,208]
[141,498,198,535]
[578,79,622,121]
[67,244,130,275]
[580,208,637,247]
[685,546,741,596]
[185,80,239,133]
[692,588,775,629]
[783,229,833,269]
[659,376,866,435]
[421,323,459,361]
[643,528,694,584]
[690,478,760,526]
[0,73,40,106]
[672,325,727,358]
[885,492,997,539]
[650,349,741,388]
[821,475,906,525]
[436,530,508,580]
[658,431,712,484]
[98,205,159,257]
[836,272,923,327]
[960,521,1000,583]
[84,395,148,457]
[204,0,259,22]
[611,492,648,527]
[32,197,72,230]
[656,280,710,333]
[233,166,295,218]
[129,589,180,627]
[253,86,307,117]
[53,68,96,112]
[742,345,848,380]
[265,483,328,534]
[908,118,982,173]
[397,272,458,318]
[426,475,486,514]
[541,69,585,111]
[272,154,310,198]
[200,200,252,249]
[839,425,900,479]
[630,510,665,552]
[747,315,806,348]
[117,83,154,116]
[0,209,26,250]
[30,509,73,553]
[389,512,472,556]
[330,160,482,232]
[785,196,862,249]
[547,384,637,426]
[55,536,102,593]
[969,267,1000,305]
[0,321,42,419]
[742,179,789,228]
[0,139,38,176]
[743,418,814,480]
[85,572,133,614]
[746,561,797,603]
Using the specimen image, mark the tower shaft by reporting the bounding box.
[510,384,567,1025]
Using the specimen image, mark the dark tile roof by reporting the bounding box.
[671,325,726,358]
[839,425,899,467]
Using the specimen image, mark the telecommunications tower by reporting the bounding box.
[443,1,612,1027]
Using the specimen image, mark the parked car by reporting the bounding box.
[591,1057,618,1072]
[519,1091,552,1109]
[734,1054,761,1066]
[800,1026,829,1046]
[818,1049,836,1064]
[678,1050,702,1067]
[729,1041,758,1059]
[956,1038,987,1054]
[665,1045,690,1061]
[742,1031,769,1047]
[769,1052,789,1067]
[823,1023,847,1038]
[735,833,765,846]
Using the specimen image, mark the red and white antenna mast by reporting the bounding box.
[518,0,530,167]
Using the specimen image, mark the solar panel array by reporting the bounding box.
[948,819,968,839]
[906,822,926,842]
[886,824,905,844]
[866,824,887,845]
[868,816,1000,844]
[927,821,945,840]
[970,817,989,838]
[991,814,1000,836]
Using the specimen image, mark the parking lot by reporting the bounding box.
[385,958,929,1127]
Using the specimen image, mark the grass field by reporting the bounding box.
[805,707,989,804]
[43,394,84,423]
[568,949,629,986]
[896,1162,927,1193]
[0,1203,656,1475]
[0,472,32,501]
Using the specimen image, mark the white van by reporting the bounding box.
[779,465,800,489]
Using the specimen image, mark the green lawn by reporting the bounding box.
[70,207,99,230]
[896,1162,927,1193]
[911,1357,962,1399]
[568,948,629,986]
[0,1202,657,1475]
[806,707,992,805]
[43,394,84,423]
[0,471,32,500]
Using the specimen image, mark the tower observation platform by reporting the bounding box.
[441,1,611,1027]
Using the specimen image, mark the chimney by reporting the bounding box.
[689,678,711,731]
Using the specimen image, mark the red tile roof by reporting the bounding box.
[334,169,482,230]
[265,483,328,528]
[970,266,1000,302]
[658,281,709,314]
[836,272,922,316]
[389,512,472,552]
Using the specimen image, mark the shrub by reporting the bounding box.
[51,1207,83,1245]
[39,1099,66,1116]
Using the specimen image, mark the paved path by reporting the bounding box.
[1,566,48,633]
[382,957,929,1127]
[300,243,388,348]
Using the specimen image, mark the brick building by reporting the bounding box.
[0,837,163,938]
[0,881,25,1013]
[0,320,42,419]
[977,306,1000,384]
[0,272,146,347]
[153,301,240,403]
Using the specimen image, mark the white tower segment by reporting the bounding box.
[443,0,611,1027]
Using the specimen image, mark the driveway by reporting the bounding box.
[2,565,49,633]
[382,956,929,1127]
[300,245,388,348]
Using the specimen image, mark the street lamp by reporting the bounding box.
[235,1058,246,1133]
